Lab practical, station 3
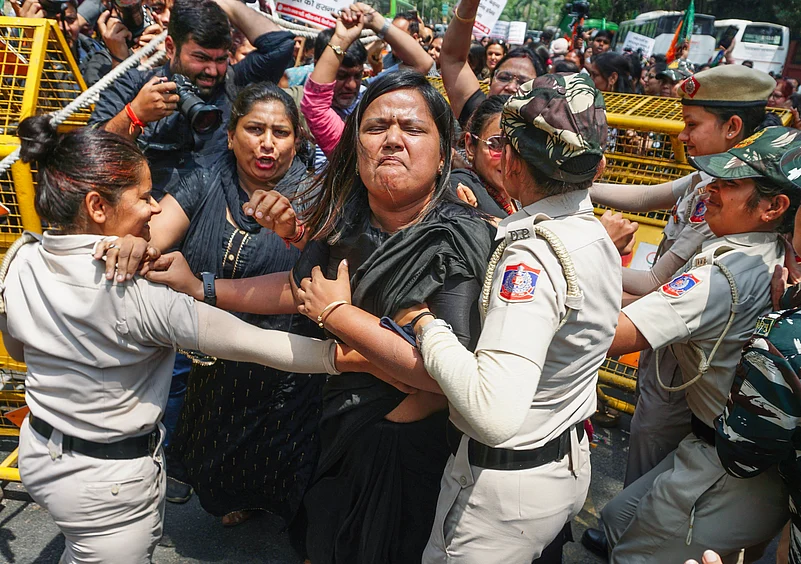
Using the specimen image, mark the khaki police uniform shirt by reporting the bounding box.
[661,171,715,250]
[421,190,622,449]
[623,232,783,427]
[2,233,200,443]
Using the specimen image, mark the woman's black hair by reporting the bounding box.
[228,82,300,139]
[466,94,508,139]
[169,0,232,53]
[485,38,508,54]
[468,43,487,76]
[493,46,546,80]
[553,60,579,73]
[593,51,635,93]
[301,70,455,243]
[747,176,800,234]
[17,115,147,229]
[703,105,767,140]
[623,52,643,94]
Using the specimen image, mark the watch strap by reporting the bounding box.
[201,271,217,307]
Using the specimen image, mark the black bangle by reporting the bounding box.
[109,51,126,63]
[410,311,435,330]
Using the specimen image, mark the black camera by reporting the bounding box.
[39,0,71,19]
[565,1,590,17]
[173,74,223,135]
[107,0,155,40]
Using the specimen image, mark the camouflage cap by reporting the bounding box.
[501,73,607,184]
[689,127,801,193]
[657,59,694,83]
[678,64,775,108]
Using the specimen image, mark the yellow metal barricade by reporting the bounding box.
[0,17,90,482]
[595,92,792,417]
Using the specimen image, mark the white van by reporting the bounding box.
[714,19,789,75]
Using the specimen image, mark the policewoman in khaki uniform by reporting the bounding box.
[3,117,352,564]
[400,73,623,563]
[588,64,777,485]
[601,127,801,563]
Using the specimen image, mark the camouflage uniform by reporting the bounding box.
[716,307,801,564]
[418,74,622,563]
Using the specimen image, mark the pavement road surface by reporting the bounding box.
[0,415,779,563]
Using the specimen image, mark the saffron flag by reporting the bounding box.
[666,0,695,63]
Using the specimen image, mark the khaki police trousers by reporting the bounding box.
[602,434,789,564]
[625,348,692,487]
[422,427,590,564]
[19,417,166,564]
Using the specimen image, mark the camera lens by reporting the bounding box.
[173,74,223,135]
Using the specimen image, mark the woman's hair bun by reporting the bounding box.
[17,115,59,165]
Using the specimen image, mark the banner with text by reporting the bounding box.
[275,0,348,28]
[464,0,507,37]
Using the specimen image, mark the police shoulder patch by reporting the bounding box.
[499,263,540,302]
[660,273,701,298]
[689,199,707,223]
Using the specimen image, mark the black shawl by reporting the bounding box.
[314,202,495,474]
[181,151,309,279]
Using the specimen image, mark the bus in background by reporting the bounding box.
[714,20,789,75]
[613,11,716,66]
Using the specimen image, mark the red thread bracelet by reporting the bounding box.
[282,221,305,247]
[125,104,146,135]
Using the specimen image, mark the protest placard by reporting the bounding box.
[465,0,508,38]
[490,20,510,40]
[621,31,656,58]
[507,21,526,44]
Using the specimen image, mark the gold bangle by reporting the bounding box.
[317,300,349,328]
[453,9,475,23]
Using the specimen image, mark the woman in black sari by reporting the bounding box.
[148,70,495,562]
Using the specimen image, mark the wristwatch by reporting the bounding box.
[415,318,453,349]
[327,42,345,57]
[200,271,217,307]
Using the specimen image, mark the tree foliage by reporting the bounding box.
[494,0,801,36]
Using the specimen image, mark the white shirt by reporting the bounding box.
[2,232,199,442]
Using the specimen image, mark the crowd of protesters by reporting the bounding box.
[5,1,801,563]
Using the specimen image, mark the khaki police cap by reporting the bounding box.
[678,64,775,108]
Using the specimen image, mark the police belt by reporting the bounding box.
[446,421,585,471]
[29,414,159,460]
[691,414,716,446]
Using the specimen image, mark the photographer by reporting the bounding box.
[17,0,113,86]
[89,0,294,198]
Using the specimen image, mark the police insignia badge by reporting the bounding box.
[734,128,765,149]
[660,273,701,298]
[753,313,780,337]
[681,76,700,98]
[499,263,540,302]
[689,199,707,223]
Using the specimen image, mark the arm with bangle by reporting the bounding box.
[356,3,434,75]
[439,0,482,121]
[301,10,364,158]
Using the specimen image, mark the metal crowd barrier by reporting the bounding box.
[0,17,91,482]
